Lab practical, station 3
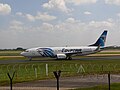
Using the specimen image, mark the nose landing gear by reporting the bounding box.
[29,57,32,61]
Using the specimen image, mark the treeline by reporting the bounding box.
[0,47,26,51]
[0,46,120,51]
[105,46,120,50]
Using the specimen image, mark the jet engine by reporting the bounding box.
[56,54,66,59]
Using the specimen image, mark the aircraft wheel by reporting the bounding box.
[29,57,32,61]
[67,57,72,60]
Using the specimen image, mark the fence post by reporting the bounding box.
[53,70,61,90]
[108,72,110,90]
[7,71,16,90]
[46,64,48,76]
[34,68,37,78]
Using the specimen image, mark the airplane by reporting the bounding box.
[21,30,108,60]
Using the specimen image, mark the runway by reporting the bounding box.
[0,55,120,64]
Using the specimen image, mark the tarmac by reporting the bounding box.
[0,55,120,64]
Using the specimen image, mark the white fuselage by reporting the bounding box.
[21,46,99,59]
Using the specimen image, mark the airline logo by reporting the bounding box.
[99,31,107,46]
[37,48,55,57]
[93,30,107,47]
[62,48,82,53]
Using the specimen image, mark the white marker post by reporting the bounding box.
[46,64,48,76]
[34,68,37,78]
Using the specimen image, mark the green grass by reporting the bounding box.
[0,51,22,56]
[98,52,120,54]
[0,59,120,86]
[72,83,120,90]
[0,56,26,60]
[0,50,120,85]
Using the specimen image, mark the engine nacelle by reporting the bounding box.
[56,54,66,59]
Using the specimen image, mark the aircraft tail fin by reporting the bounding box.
[89,30,108,47]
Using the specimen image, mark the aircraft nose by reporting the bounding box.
[21,52,25,56]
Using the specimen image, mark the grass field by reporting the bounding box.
[0,50,120,86]
[0,59,120,86]
[73,83,120,90]
[0,51,22,56]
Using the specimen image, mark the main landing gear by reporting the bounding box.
[29,57,32,61]
[66,56,72,60]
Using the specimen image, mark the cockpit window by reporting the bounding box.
[25,50,29,52]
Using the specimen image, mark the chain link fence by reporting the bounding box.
[0,63,120,89]
[0,63,120,80]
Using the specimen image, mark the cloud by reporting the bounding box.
[10,20,23,26]
[105,0,120,5]
[29,18,114,32]
[1,17,119,48]
[35,12,57,21]
[26,14,35,21]
[16,12,57,22]
[117,13,120,17]
[84,11,92,15]
[16,12,23,16]
[42,0,97,13]
[53,18,115,32]
[0,3,11,15]
[26,12,57,22]
[65,17,76,23]
[65,0,97,5]
[41,23,54,30]
[88,20,114,28]
[9,20,24,30]
[42,0,71,13]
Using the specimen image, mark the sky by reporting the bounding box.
[0,0,120,49]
